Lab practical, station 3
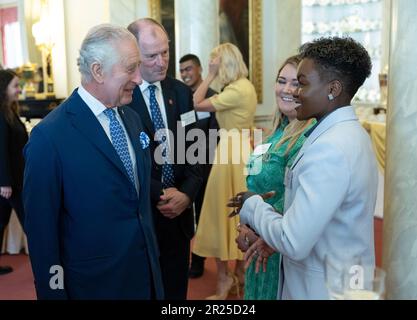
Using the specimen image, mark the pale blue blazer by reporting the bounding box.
[240,106,378,300]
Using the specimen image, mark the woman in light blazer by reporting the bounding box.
[230,37,378,299]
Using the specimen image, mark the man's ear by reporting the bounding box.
[90,62,105,84]
[328,79,343,98]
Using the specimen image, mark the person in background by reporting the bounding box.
[127,18,203,300]
[179,53,219,279]
[230,36,378,299]
[192,42,257,300]
[0,69,27,276]
[23,24,163,299]
[237,55,315,299]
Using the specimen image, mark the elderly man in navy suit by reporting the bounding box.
[127,18,203,300]
[23,24,163,300]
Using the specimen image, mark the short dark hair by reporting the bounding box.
[299,36,372,98]
[179,54,201,67]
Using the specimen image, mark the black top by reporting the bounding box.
[0,111,28,190]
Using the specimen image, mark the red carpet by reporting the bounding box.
[0,218,382,300]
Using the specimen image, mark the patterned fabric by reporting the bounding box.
[148,85,175,188]
[244,117,315,300]
[103,108,136,188]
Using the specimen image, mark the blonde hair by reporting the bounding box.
[210,43,248,87]
[265,55,314,155]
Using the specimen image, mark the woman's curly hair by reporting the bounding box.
[299,37,372,98]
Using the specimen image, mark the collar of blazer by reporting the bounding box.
[66,90,138,189]
[290,106,357,170]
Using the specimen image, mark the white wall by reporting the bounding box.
[175,0,218,80]
[257,0,301,118]
[49,0,67,98]
[63,0,110,93]
[109,0,150,27]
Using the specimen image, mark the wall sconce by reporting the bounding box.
[32,0,55,99]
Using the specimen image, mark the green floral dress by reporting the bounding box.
[244,118,313,300]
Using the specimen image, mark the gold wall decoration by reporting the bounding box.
[149,0,161,22]
[250,0,263,103]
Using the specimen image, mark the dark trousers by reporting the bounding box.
[0,191,25,257]
[155,216,190,300]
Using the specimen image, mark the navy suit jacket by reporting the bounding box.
[128,78,202,239]
[23,90,163,300]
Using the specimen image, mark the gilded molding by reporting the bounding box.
[149,0,161,22]
[250,0,263,103]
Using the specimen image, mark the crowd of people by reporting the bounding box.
[0,17,378,301]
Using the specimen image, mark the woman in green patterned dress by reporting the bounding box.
[238,55,315,299]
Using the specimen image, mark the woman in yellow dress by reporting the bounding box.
[192,43,257,299]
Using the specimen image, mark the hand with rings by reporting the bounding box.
[235,224,259,252]
[244,238,276,273]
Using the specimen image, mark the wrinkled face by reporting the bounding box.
[102,38,142,107]
[294,58,329,121]
[275,63,299,120]
[7,76,21,103]
[179,60,202,90]
[138,28,169,83]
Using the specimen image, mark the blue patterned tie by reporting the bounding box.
[103,108,136,189]
[148,85,175,188]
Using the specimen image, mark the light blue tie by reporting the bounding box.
[103,108,136,189]
[148,85,175,188]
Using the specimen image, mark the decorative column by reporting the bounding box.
[174,0,218,79]
[382,0,417,300]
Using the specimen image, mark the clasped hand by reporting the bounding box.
[157,187,191,219]
[228,190,276,273]
[235,223,275,273]
[244,238,275,273]
[0,186,12,199]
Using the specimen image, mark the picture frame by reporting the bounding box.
[149,0,263,102]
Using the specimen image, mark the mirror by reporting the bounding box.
[0,0,42,69]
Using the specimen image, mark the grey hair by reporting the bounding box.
[78,23,136,82]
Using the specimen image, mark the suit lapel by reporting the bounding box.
[66,91,131,182]
[291,106,358,170]
[161,79,178,133]
[132,86,154,135]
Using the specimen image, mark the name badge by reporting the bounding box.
[253,143,272,156]
[284,167,293,188]
[196,111,210,120]
[180,110,197,127]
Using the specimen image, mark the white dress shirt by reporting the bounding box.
[77,85,139,193]
[139,81,168,127]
